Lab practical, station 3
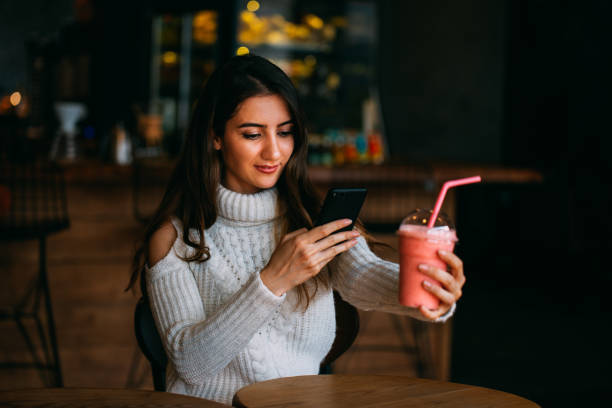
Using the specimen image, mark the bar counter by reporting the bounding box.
[58,158,543,186]
[57,158,541,229]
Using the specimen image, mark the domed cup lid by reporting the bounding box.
[399,208,455,231]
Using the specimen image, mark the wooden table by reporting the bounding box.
[0,388,229,407]
[232,375,540,408]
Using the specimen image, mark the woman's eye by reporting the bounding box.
[279,130,294,137]
[243,133,260,139]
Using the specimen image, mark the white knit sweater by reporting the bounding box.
[146,185,454,405]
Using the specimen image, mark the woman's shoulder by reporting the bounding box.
[148,219,178,268]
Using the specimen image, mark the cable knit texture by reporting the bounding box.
[146,184,454,405]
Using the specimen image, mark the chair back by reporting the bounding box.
[134,297,167,391]
[319,291,360,373]
[134,290,359,390]
[0,160,70,241]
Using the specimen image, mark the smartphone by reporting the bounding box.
[314,188,367,233]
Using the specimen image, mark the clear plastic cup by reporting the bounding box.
[397,209,458,309]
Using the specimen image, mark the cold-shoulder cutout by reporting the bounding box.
[149,220,178,268]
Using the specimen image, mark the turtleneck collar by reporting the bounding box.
[216,184,282,225]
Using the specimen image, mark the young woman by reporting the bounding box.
[128,54,465,404]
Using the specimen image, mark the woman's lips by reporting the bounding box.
[254,164,280,174]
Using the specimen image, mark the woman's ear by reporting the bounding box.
[212,134,222,151]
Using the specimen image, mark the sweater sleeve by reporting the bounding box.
[329,236,455,323]
[145,238,284,385]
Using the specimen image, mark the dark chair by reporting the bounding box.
[319,292,360,374]
[0,160,70,387]
[134,297,167,391]
[134,289,359,391]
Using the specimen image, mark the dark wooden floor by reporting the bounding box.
[0,179,444,391]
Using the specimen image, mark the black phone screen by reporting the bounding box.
[314,188,367,232]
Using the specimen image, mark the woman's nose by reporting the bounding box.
[262,134,281,160]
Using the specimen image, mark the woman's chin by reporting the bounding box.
[256,181,278,190]
[254,176,281,190]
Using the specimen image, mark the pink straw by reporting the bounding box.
[427,176,482,228]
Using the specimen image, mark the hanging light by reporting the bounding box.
[236,46,250,56]
[9,91,22,106]
[247,1,260,12]
[162,51,178,65]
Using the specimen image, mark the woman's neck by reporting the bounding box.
[216,184,281,225]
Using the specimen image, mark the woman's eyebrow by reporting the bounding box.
[237,120,294,128]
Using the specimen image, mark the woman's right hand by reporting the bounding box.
[260,219,360,296]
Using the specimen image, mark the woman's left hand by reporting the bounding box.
[417,250,466,320]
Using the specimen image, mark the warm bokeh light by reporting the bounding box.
[294,26,310,40]
[266,31,285,44]
[236,46,250,56]
[322,24,336,40]
[246,1,260,12]
[304,14,323,30]
[326,72,341,90]
[162,51,178,65]
[304,55,317,66]
[238,11,335,47]
[193,10,218,44]
[9,92,22,106]
[241,10,256,23]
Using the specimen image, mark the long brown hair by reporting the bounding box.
[127,55,325,307]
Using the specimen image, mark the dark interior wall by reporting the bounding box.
[447,1,611,405]
[0,0,73,92]
[502,0,567,170]
[377,0,607,405]
[87,0,151,136]
[378,0,506,164]
[567,0,611,258]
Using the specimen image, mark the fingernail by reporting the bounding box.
[343,219,352,225]
[438,250,448,256]
[422,280,431,287]
[351,231,360,237]
[418,264,429,271]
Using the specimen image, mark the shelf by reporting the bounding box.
[308,164,543,186]
[242,43,333,58]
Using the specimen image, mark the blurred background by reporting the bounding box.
[0,0,609,407]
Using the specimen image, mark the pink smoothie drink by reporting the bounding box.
[398,224,457,309]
